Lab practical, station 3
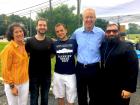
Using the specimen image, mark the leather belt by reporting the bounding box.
[77,62,99,68]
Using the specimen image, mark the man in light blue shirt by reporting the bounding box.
[71,8,104,105]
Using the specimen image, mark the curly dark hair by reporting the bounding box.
[6,23,27,41]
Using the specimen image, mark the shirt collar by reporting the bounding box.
[82,26,95,33]
[11,40,25,48]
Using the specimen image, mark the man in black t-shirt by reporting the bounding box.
[52,23,77,105]
[25,18,53,105]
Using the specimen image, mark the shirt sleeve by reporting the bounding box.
[1,49,14,84]
[7,51,14,83]
[123,44,139,92]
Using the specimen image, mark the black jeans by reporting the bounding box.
[76,62,100,105]
[29,76,51,105]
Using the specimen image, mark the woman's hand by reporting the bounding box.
[11,86,18,96]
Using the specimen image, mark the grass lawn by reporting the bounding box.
[127,34,140,43]
[0,42,8,52]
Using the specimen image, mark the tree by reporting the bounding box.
[0,14,8,36]
[95,18,108,31]
[0,4,108,37]
[127,23,140,34]
[37,4,79,37]
[8,15,36,36]
[0,14,35,37]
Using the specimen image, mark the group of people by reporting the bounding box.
[0,8,139,105]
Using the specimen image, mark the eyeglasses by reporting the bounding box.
[105,30,118,34]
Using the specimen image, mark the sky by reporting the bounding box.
[0,0,139,25]
[0,0,134,15]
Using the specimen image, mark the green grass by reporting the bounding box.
[0,42,8,52]
[51,57,56,77]
[127,34,140,43]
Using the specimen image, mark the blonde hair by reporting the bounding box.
[55,23,66,29]
[82,8,96,18]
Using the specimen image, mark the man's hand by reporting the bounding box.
[121,90,131,99]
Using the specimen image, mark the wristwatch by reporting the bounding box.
[9,83,15,89]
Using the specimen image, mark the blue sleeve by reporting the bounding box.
[123,45,139,92]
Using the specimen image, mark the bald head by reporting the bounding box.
[82,8,96,31]
[83,8,96,19]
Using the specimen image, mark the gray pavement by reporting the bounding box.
[0,83,140,105]
[0,84,76,105]
[0,64,140,105]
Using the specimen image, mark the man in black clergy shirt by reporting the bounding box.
[99,23,138,105]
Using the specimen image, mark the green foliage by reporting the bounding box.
[37,4,108,37]
[37,4,80,37]
[8,14,36,37]
[0,14,36,37]
[127,34,140,43]
[0,14,8,35]
[51,57,56,77]
[127,23,140,34]
[0,4,108,38]
[0,42,8,52]
[95,18,108,31]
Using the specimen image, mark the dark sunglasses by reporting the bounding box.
[106,30,118,34]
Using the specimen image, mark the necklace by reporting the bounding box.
[103,42,116,68]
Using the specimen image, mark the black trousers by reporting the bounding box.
[98,87,130,105]
[76,62,100,105]
[97,73,131,105]
[29,76,51,105]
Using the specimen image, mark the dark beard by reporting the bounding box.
[37,29,46,35]
[105,36,120,44]
[38,31,45,35]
